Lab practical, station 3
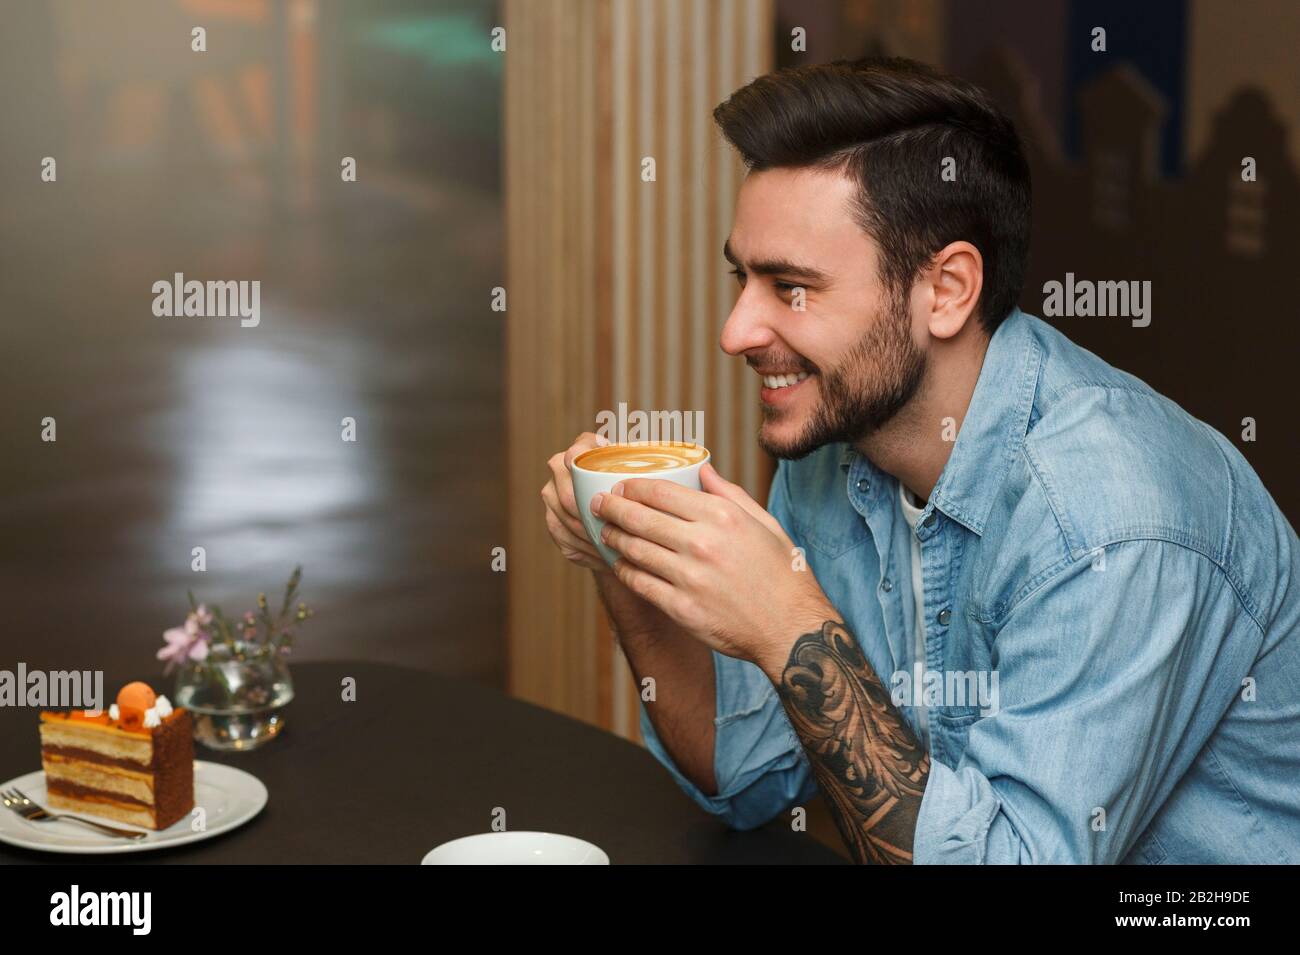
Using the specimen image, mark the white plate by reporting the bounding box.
[0,761,267,855]
[422,831,609,865]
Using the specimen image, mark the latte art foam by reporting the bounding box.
[574,443,708,473]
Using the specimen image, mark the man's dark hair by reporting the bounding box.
[714,57,1031,334]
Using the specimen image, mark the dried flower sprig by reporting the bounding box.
[158,566,312,675]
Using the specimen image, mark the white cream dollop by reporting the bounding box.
[143,707,161,729]
[154,695,173,718]
[109,703,120,721]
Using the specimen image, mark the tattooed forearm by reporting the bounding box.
[776,620,930,864]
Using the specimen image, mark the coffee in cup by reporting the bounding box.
[572,442,709,474]
[570,442,710,565]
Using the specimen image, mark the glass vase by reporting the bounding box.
[173,641,294,751]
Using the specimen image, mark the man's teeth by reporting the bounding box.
[762,371,810,389]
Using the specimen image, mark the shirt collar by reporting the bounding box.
[929,307,1042,536]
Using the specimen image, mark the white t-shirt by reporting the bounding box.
[897,482,929,750]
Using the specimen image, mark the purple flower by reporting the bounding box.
[158,615,211,671]
[157,627,191,665]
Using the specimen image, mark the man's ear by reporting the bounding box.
[926,241,983,340]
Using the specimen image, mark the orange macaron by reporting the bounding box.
[116,681,157,727]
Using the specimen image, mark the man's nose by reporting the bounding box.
[719,293,775,357]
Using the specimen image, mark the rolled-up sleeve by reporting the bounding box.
[638,463,818,830]
[640,650,817,830]
[914,539,1248,863]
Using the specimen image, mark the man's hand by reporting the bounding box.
[540,433,683,639]
[590,462,837,670]
[542,439,720,794]
[541,432,609,573]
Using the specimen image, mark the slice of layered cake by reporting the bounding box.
[39,681,194,830]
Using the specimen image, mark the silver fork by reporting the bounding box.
[2,788,149,840]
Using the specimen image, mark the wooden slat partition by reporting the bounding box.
[505,0,775,738]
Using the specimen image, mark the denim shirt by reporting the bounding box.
[640,308,1300,863]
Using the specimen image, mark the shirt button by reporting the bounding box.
[937,608,952,626]
[856,478,870,494]
[880,578,893,593]
[923,511,938,528]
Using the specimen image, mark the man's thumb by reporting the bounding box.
[700,461,744,499]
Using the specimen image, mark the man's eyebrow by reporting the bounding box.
[723,238,829,285]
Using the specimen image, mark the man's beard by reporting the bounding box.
[759,293,926,461]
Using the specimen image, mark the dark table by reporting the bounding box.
[0,661,844,864]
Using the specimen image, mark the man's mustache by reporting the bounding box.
[745,352,820,374]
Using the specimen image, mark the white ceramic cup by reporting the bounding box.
[421,832,610,865]
[570,443,710,566]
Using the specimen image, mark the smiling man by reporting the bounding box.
[540,57,1300,864]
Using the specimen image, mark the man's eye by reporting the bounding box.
[729,269,798,295]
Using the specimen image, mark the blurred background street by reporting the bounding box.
[0,0,505,686]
